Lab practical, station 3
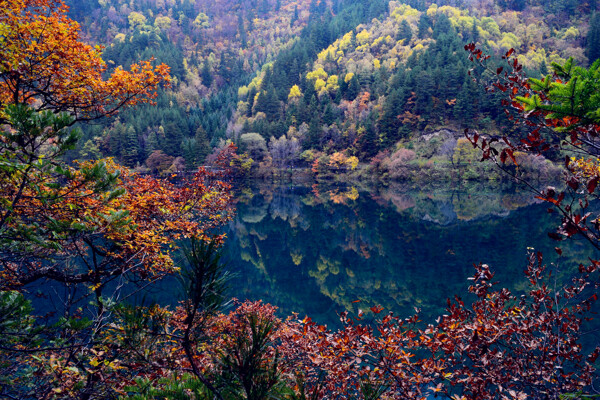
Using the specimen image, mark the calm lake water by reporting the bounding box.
[221,181,597,328]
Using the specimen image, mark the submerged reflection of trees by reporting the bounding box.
[224,182,572,326]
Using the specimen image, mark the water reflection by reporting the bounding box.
[224,182,595,327]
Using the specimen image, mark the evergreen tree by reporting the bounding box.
[238,13,247,49]
[122,125,139,167]
[247,9,255,31]
[346,75,360,100]
[357,121,378,159]
[194,125,211,165]
[163,122,183,157]
[378,89,406,147]
[397,19,412,43]
[146,130,159,157]
[417,13,431,39]
[181,137,196,168]
[454,83,476,123]
[307,115,321,148]
[433,13,452,38]
[201,62,213,87]
[471,21,480,44]
[587,12,600,64]
[322,102,335,126]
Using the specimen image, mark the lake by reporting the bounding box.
[221,180,597,328]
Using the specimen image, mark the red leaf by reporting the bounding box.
[567,177,579,191]
[588,177,599,194]
[548,232,563,241]
[370,305,384,314]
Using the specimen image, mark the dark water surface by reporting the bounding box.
[221,181,596,327]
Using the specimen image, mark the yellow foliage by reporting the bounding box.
[391,4,419,21]
[291,251,303,265]
[456,16,475,31]
[248,76,262,91]
[480,17,500,37]
[154,15,171,31]
[347,156,359,170]
[437,5,461,20]
[193,12,210,29]
[373,59,381,69]
[562,26,580,40]
[356,30,370,45]
[128,12,147,29]
[326,75,339,92]
[306,67,328,81]
[426,4,438,17]
[344,72,355,83]
[318,46,336,61]
[288,84,302,99]
[346,186,359,200]
[238,86,249,98]
[499,32,521,51]
[339,31,354,50]
[520,48,547,70]
[372,36,385,48]
[569,157,600,178]
[314,78,326,92]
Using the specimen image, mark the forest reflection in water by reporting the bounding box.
[223,181,596,328]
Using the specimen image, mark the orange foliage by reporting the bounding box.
[1,158,232,288]
[0,0,170,122]
[357,91,371,112]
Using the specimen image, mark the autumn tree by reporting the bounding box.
[0,2,233,397]
[0,0,170,122]
[464,45,600,251]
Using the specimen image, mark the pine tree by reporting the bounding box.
[201,62,213,87]
[146,130,160,157]
[163,122,183,156]
[378,89,406,146]
[307,115,321,148]
[238,13,247,49]
[471,21,480,44]
[357,121,378,159]
[194,126,211,165]
[587,12,600,64]
[397,19,412,43]
[417,13,431,39]
[346,75,360,100]
[122,125,139,166]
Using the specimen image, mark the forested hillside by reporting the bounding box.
[66,0,598,176]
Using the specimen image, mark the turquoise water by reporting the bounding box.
[222,181,596,327]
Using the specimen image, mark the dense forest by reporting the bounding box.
[63,0,598,180]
